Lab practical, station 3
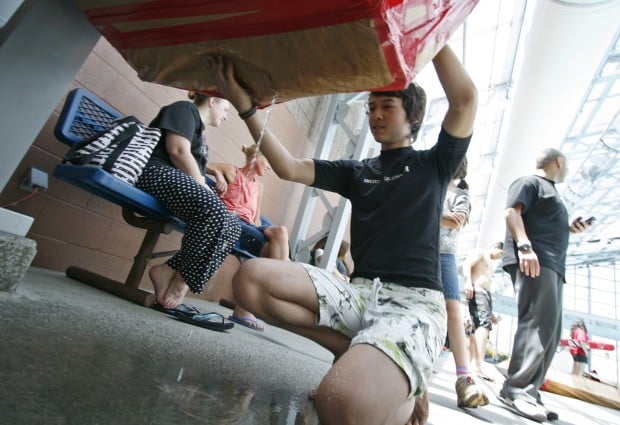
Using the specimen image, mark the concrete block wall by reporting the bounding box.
[0,37,319,298]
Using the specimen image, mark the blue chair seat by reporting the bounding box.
[53,164,184,232]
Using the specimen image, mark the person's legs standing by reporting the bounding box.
[440,253,488,407]
[503,267,562,394]
[500,267,562,421]
[472,288,493,379]
[468,296,481,370]
[503,268,540,395]
[529,270,563,421]
[535,274,563,390]
[571,355,587,376]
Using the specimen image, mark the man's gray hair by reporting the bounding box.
[536,148,565,169]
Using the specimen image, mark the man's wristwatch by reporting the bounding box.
[517,242,532,253]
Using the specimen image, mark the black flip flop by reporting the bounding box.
[152,303,200,319]
[176,312,234,332]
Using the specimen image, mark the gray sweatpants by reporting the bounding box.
[502,266,564,400]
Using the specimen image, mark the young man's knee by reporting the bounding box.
[232,259,262,297]
[315,381,360,425]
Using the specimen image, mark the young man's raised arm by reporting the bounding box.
[433,45,478,138]
[210,57,315,185]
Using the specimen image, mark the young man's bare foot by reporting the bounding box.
[231,306,265,331]
[409,391,429,425]
[149,263,176,305]
[160,272,189,309]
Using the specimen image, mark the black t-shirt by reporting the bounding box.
[503,175,569,281]
[148,101,208,174]
[312,129,470,291]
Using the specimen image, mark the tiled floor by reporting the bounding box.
[1,267,617,424]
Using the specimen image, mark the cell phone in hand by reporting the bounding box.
[584,216,596,225]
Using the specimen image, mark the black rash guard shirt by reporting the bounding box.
[312,129,470,291]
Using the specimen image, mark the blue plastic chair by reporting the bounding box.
[53,88,258,306]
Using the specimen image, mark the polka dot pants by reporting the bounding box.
[136,164,241,294]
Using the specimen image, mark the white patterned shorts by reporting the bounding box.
[300,264,447,398]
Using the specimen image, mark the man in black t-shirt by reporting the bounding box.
[211,44,477,425]
[499,148,591,422]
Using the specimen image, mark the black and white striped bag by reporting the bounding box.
[63,116,161,185]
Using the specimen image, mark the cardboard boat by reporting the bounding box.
[73,0,479,105]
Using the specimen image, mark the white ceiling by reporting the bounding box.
[414,0,620,265]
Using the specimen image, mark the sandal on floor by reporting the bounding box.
[228,315,265,332]
[152,303,200,319]
[176,312,234,332]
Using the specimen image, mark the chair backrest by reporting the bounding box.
[55,88,122,146]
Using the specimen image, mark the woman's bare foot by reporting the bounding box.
[149,263,176,305]
[231,307,265,331]
[160,272,190,309]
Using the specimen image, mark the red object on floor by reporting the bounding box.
[558,338,614,351]
[74,0,479,105]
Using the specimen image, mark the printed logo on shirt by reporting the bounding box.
[363,178,381,184]
[384,173,403,182]
[363,163,412,185]
[363,173,404,184]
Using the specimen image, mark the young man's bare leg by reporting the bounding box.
[231,229,288,330]
[233,258,351,356]
[315,343,415,425]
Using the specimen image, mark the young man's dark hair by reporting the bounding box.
[371,82,427,141]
